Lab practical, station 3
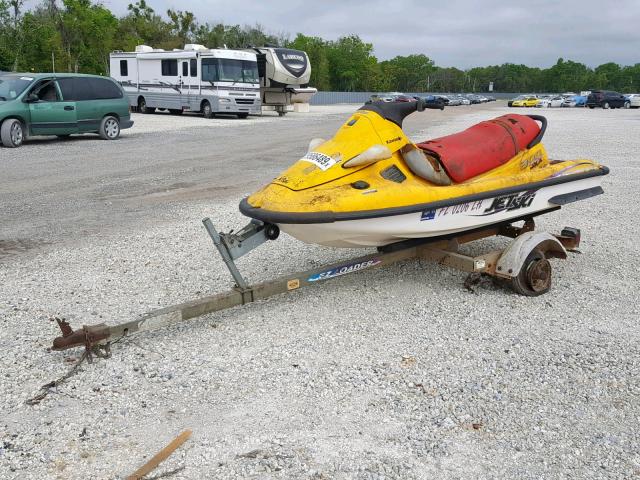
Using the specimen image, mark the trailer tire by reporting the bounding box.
[1,118,25,147]
[202,101,213,119]
[138,97,155,114]
[510,249,552,296]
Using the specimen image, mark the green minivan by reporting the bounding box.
[0,72,133,148]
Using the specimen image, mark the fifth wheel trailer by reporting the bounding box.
[247,47,317,116]
[109,45,261,118]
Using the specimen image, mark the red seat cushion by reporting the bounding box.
[416,114,541,183]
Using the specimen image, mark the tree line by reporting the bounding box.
[1,0,639,93]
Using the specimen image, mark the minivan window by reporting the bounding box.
[0,75,33,100]
[120,59,128,76]
[161,59,178,76]
[30,80,59,102]
[190,59,197,77]
[88,78,123,99]
[56,77,123,101]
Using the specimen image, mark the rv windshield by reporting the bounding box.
[0,75,33,100]
[201,58,259,84]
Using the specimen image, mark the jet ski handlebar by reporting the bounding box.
[525,115,547,149]
[359,98,437,127]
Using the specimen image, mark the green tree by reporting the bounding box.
[326,35,377,91]
[287,33,330,90]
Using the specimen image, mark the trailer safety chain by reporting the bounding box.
[26,318,122,406]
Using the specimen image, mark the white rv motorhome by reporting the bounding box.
[248,47,317,115]
[109,45,261,118]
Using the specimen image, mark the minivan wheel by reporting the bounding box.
[603,102,610,109]
[202,101,213,118]
[624,101,630,109]
[138,97,155,114]
[99,116,120,140]
[1,119,25,148]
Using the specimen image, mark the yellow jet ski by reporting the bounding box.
[240,100,608,247]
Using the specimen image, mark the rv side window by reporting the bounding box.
[120,59,128,77]
[161,59,178,76]
[182,61,188,77]
[190,59,197,77]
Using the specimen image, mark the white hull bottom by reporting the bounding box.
[279,176,603,248]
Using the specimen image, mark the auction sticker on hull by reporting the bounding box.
[308,259,381,282]
[301,151,337,171]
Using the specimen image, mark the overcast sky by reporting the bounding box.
[74,0,640,67]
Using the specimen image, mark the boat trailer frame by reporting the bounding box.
[51,214,581,355]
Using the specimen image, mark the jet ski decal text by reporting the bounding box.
[301,151,337,171]
[478,190,537,216]
[308,259,381,282]
[421,200,484,221]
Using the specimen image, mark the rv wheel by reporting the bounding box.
[237,113,248,119]
[138,97,155,114]
[278,111,287,117]
[202,101,213,119]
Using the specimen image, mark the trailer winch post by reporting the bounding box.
[202,217,251,290]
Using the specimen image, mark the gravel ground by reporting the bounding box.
[1,104,639,479]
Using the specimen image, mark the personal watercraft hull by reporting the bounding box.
[240,103,609,248]
[241,169,606,247]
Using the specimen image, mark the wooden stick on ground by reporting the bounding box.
[126,429,192,480]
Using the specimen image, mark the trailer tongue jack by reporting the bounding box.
[51,216,580,354]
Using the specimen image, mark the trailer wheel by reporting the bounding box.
[202,101,213,119]
[138,97,155,114]
[510,249,552,296]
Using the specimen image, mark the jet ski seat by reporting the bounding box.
[416,114,545,183]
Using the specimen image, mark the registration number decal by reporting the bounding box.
[301,151,337,171]
[308,259,381,282]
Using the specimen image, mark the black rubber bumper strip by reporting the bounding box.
[239,166,609,225]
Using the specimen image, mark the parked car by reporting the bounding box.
[441,95,461,106]
[0,73,133,148]
[624,94,640,109]
[414,95,445,110]
[511,96,539,107]
[574,95,587,107]
[370,92,404,103]
[393,94,416,102]
[586,90,626,109]
[466,94,483,104]
[456,95,471,105]
[536,95,564,108]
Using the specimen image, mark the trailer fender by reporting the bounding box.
[495,231,566,278]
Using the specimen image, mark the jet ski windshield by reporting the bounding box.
[359,99,426,127]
